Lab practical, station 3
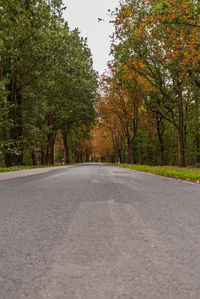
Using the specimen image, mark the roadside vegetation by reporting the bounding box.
[0,0,97,168]
[92,0,200,169]
[113,164,200,183]
[0,165,58,173]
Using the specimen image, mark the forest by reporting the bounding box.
[0,0,200,168]
[94,0,200,168]
[0,0,97,167]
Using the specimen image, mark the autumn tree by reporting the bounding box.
[96,62,150,164]
[110,0,200,167]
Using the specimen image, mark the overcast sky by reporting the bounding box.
[62,0,120,74]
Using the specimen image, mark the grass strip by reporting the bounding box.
[112,164,200,183]
[0,164,66,173]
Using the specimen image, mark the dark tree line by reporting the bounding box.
[0,0,98,167]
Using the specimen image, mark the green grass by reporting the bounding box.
[0,164,65,173]
[112,164,200,183]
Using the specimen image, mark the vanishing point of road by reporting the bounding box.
[0,164,200,298]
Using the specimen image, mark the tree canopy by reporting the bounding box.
[92,0,200,167]
[0,0,98,166]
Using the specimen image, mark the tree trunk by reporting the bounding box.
[64,139,70,164]
[127,140,133,164]
[62,131,70,164]
[85,149,90,163]
[147,132,153,165]
[196,135,200,166]
[178,128,185,167]
[75,153,80,163]
[121,149,125,163]
[44,145,49,165]
[32,152,37,166]
[45,132,55,165]
[40,149,45,165]
[156,115,165,166]
[160,144,165,166]
[118,149,121,164]
[7,73,24,166]
[80,151,83,163]
[4,155,11,168]
[195,97,200,166]
[15,93,23,165]
[49,139,55,165]
[2,125,11,167]
[75,142,80,163]
[178,90,185,167]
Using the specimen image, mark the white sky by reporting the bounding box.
[62,0,120,74]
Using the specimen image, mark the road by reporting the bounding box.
[0,164,200,298]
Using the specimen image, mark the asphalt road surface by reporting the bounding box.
[0,164,200,299]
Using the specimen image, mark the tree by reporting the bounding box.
[111,0,200,167]
[0,1,97,167]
